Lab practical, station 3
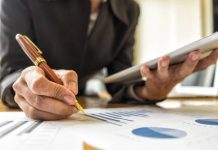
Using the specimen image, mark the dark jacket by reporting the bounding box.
[0,0,140,107]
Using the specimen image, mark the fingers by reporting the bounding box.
[14,94,70,121]
[136,50,209,101]
[12,66,80,120]
[157,56,170,80]
[56,70,78,95]
[21,67,76,105]
[140,65,154,79]
[176,51,201,80]
[13,82,77,116]
[140,56,170,81]
[194,49,218,71]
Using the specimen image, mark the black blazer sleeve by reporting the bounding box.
[0,0,33,107]
[106,2,141,103]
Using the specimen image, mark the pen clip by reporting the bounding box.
[23,36,43,55]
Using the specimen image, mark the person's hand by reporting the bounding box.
[12,66,79,120]
[134,49,218,101]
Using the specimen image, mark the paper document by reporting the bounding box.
[0,106,218,150]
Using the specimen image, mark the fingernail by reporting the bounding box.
[64,96,75,105]
[159,56,169,67]
[161,61,168,67]
[142,66,148,74]
[191,53,200,61]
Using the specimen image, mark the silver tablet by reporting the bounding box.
[104,32,218,84]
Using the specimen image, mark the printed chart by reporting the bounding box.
[195,119,218,126]
[0,120,42,138]
[86,110,149,126]
[132,127,187,139]
[0,107,218,150]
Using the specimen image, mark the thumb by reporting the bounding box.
[24,69,76,105]
[56,70,78,95]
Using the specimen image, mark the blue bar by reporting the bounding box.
[99,113,133,121]
[91,114,126,124]
[85,114,122,126]
[111,111,147,117]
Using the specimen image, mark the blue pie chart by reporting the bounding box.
[195,119,218,126]
[132,127,187,139]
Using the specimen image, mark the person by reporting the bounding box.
[0,0,217,120]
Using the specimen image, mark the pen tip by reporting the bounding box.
[79,110,85,113]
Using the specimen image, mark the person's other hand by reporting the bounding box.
[134,49,218,100]
[12,66,78,120]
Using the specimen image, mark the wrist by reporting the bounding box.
[134,86,167,101]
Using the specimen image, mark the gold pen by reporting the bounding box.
[16,34,84,113]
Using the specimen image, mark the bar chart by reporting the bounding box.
[86,110,149,126]
[0,107,218,150]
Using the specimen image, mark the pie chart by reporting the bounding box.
[132,127,187,139]
[195,119,218,126]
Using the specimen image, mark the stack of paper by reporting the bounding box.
[0,106,218,150]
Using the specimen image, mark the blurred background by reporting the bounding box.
[134,0,218,97]
[0,0,217,98]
